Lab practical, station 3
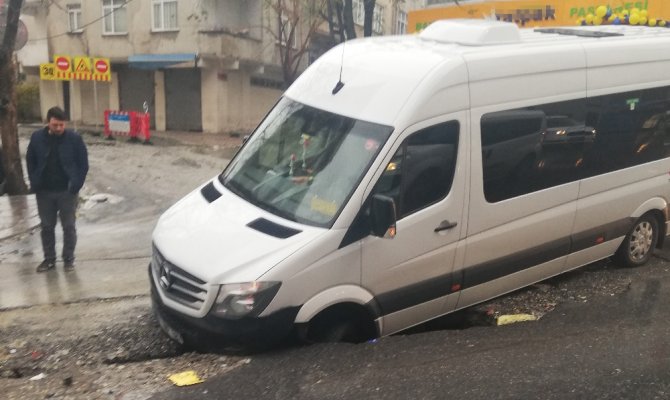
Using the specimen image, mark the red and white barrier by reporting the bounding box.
[104,110,151,143]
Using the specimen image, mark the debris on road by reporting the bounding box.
[168,370,204,386]
[29,372,46,381]
[496,314,538,326]
[82,193,125,210]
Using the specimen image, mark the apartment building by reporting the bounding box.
[27,0,419,133]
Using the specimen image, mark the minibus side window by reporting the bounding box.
[481,85,670,203]
[481,99,587,202]
[373,121,459,219]
[582,87,670,176]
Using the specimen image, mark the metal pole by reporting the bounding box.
[93,79,99,129]
[72,81,77,133]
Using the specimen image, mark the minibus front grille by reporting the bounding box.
[152,246,208,311]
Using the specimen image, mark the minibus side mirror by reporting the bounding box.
[370,194,397,239]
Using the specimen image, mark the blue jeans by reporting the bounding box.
[36,191,78,263]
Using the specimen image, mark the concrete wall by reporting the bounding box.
[45,0,270,65]
[37,0,401,133]
[248,84,281,131]
[201,67,224,134]
[155,71,166,131]
[38,80,63,121]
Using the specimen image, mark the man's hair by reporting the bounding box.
[46,106,66,122]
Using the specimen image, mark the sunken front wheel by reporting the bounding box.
[614,214,658,268]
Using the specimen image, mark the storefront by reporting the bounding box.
[409,0,670,33]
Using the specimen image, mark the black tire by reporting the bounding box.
[306,307,374,344]
[307,318,360,343]
[614,214,659,268]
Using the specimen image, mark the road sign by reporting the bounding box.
[12,19,28,51]
[74,56,92,73]
[108,112,131,133]
[54,55,71,72]
[93,58,111,81]
[39,63,57,80]
[95,58,109,73]
[42,55,111,82]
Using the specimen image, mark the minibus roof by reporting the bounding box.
[285,19,670,127]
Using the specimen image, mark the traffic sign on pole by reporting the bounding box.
[39,63,57,80]
[74,56,92,73]
[53,55,72,80]
[93,58,111,81]
[42,55,111,82]
[54,55,71,71]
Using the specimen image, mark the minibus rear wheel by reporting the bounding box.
[614,213,659,268]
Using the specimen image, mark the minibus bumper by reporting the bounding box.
[149,266,299,349]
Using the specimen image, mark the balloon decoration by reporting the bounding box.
[575,5,669,28]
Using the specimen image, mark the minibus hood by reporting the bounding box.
[152,183,325,283]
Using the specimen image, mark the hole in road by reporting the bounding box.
[398,308,496,337]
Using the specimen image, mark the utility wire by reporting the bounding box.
[27,0,136,42]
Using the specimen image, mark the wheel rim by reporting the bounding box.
[629,221,654,262]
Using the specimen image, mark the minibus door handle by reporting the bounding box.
[434,220,458,232]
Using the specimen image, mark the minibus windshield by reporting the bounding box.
[221,98,393,227]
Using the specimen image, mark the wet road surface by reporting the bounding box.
[153,263,670,400]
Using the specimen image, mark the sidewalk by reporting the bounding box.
[0,124,243,242]
[0,124,242,310]
[0,194,39,242]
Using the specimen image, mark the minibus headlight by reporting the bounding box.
[211,281,281,319]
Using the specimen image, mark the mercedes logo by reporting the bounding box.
[159,263,174,290]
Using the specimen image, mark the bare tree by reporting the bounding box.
[324,0,355,43]
[0,0,28,195]
[329,0,377,40]
[342,0,355,39]
[362,0,375,37]
[266,0,327,87]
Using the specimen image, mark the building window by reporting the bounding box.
[152,0,178,31]
[102,0,127,34]
[373,4,384,34]
[68,4,83,33]
[396,10,407,34]
[352,0,384,35]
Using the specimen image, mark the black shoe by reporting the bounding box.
[36,260,56,273]
[64,261,75,271]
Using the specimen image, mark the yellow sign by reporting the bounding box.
[409,0,669,32]
[93,58,112,82]
[39,63,57,80]
[53,55,71,71]
[41,55,112,82]
[74,56,92,73]
[53,54,72,80]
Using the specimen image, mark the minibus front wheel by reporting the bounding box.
[304,303,376,344]
[614,213,659,268]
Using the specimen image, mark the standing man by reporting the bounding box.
[27,106,88,272]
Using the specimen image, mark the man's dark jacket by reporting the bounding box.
[26,127,89,193]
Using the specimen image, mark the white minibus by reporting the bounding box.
[150,20,670,349]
